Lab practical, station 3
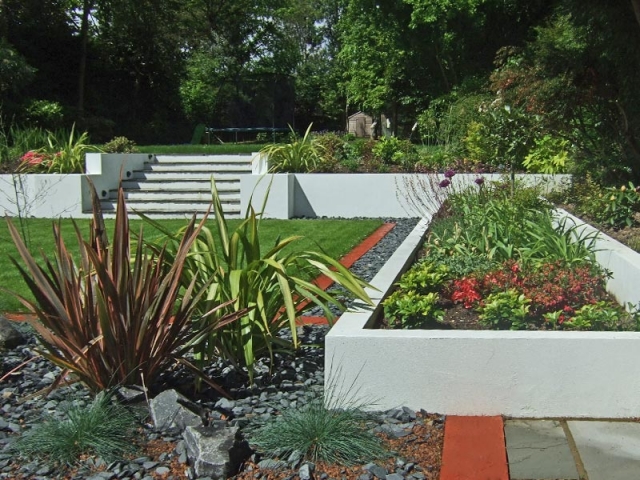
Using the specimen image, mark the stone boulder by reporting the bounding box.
[0,316,26,350]
[183,423,249,478]
[149,389,203,431]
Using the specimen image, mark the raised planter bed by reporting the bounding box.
[325,210,640,418]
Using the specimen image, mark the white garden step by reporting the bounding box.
[108,154,251,218]
[100,200,240,213]
[131,172,244,182]
[120,191,240,202]
[119,180,237,192]
[152,154,256,164]
[144,163,252,173]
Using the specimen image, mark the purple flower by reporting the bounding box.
[444,169,456,179]
[475,177,485,186]
[439,179,451,188]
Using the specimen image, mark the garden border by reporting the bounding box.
[325,210,640,418]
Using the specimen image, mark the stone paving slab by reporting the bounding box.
[505,420,579,480]
[568,420,640,480]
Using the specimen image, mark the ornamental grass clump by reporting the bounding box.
[13,391,136,465]
[4,181,245,393]
[248,393,386,465]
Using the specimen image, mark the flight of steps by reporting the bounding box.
[99,154,255,218]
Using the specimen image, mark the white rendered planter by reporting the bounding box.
[325,210,640,418]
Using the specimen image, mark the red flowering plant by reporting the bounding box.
[443,259,617,329]
[18,150,53,172]
[449,277,482,308]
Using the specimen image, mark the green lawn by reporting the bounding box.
[0,217,382,312]
[136,144,266,155]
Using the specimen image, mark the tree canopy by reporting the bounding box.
[0,0,638,176]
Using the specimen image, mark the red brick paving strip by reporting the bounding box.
[295,222,396,326]
[440,416,509,480]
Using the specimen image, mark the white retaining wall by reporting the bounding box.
[325,210,640,418]
[0,153,150,218]
[241,173,572,218]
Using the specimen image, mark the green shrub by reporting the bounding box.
[600,182,640,229]
[522,135,571,174]
[25,99,64,130]
[478,289,530,330]
[371,136,416,165]
[13,391,136,465]
[383,290,444,329]
[397,261,449,294]
[103,136,138,154]
[312,132,345,172]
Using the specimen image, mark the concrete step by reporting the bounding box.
[100,200,240,213]
[119,180,237,192]
[153,154,255,164]
[143,164,252,173]
[130,172,244,182]
[118,191,240,202]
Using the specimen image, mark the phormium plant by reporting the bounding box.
[4,181,245,393]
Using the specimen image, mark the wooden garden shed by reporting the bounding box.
[347,112,374,138]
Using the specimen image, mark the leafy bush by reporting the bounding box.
[25,99,64,130]
[478,289,530,330]
[143,180,373,382]
[103,136,138,153]
[13,391,136,465]
[600,182,640,229]
[312,132,346,172]
[383,290,444,328]
[371,136,416,166]
[522,135,571,174]
[261,124,322,172]
[463,104,537,169]
[4,182,242,392]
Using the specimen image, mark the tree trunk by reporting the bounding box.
[632,0,640,28]
[77,0,92,120]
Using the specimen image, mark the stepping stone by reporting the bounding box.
[568,420,640,480]
[505,419,579,479]
[440,416,509,480]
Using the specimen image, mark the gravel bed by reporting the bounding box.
[0,218,431,480]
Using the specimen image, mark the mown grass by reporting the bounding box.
[0,217,382,312]
[136,144,266,155]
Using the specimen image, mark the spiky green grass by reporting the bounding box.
[248,395,387,465]
[13,391,137,465]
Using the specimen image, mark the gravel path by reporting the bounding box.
[0,218,435,480]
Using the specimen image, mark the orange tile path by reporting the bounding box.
[440,416,509,480]
[295,222,396,326]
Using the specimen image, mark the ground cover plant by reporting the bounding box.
[383,175,640,331]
